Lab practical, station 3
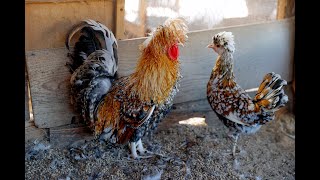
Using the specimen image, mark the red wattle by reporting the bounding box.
[168,44,179,61]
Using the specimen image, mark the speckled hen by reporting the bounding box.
[206,31,288,156]
[66,19,188,159]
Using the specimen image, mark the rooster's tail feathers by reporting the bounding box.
[66,19,118,72]
[254,72,289,112]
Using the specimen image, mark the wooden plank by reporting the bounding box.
[25,121,48,143]
[26,18,294,128]
[50,125,93,148]
[25,0,107,3]
[277,0,287,19]
[138,0,146,35]
[277,0,295,19]
[26,50,78,128]
[25,0,114,50]
[115,0,125,39]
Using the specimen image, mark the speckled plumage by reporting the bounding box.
[66,19,188,159]
[206,31,288,156]
[66,20,118,124]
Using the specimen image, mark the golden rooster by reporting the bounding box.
[206,31,288,156]
[66,19,188,159]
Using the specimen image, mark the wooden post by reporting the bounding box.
[116,0,125,40]
[277,0,295,19]
[139,0,146,36]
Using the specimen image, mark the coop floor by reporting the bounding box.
[25,108,294,180]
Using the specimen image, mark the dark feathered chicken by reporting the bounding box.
[206,31,289,156]
[66,19,188,159]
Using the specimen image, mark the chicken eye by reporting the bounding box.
[216,44,220,48]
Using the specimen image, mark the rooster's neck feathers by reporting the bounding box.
[126,18,188,104]
[129,54,180,104]
[213,51,235,82]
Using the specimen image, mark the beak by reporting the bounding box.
[207,43,214,49]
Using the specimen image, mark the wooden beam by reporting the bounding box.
[277,0,287,19]
[50,125,93,148]
[139,0,146,36]
[25,121,49,143]
[115,0,125,40]
[277,0,295,19]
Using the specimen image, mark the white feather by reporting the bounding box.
[84,19,118,56]
[225,112,249,126]
[214,31,235,53]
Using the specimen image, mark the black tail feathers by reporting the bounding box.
[66,20,118,72]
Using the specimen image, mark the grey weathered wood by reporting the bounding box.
[25,121,49,143]
[26,50,78,128]
[50,125,93,148]
[26,18,294,128]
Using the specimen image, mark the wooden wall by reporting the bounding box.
[25,0,115,51]
[25,18,295,128]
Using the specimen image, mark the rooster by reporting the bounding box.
[206,31,288,156]
[66,19,188,159]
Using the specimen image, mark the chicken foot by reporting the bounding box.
[228,132,240,157]
[129,139,153,159]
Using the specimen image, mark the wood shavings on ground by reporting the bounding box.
[25,110,294,180]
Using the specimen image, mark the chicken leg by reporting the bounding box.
[232,134,239,157]
[129,139,153,159]
[228,132,240,157]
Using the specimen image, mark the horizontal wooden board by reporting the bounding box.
[26,18,294,128]
[25,121,49,143]
[49,125,93,148]
[25,0,114,50]
[25,0,103,3]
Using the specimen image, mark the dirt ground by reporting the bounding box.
[25,103,295,180]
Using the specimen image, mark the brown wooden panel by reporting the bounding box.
[25,0,114,50]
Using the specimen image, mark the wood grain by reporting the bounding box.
[25,121,49,143]
[25,0,114,50]
[50,125,93,148]
[277,0,295,19]
[26,18,294,128]
[115,0,125,39]
[26,50,78,128]
[25,0,105,3]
